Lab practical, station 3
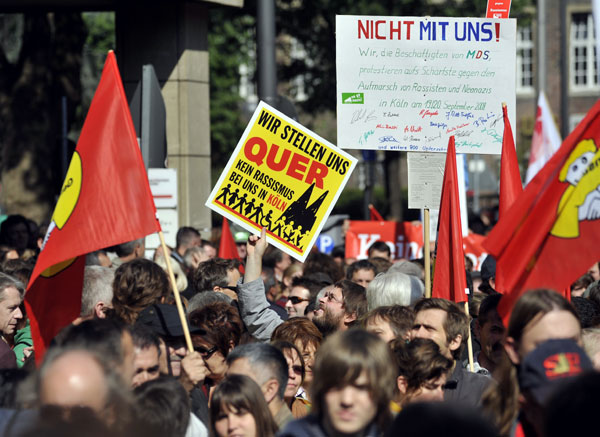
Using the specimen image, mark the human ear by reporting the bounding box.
[397,376,408,394]
[448,334,463,353]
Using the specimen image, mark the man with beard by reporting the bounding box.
[311,280,367,337]
[466,293,504,376]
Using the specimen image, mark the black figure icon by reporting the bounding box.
[272,215,286,237]
[244,198,256,216]
[228,189,239,208]
[233,193,247,214]
[261,210,273,229]
[216,183,231,204]
[248,202,264,224]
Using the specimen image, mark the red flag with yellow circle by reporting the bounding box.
[26,52,160,363]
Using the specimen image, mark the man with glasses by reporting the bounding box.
[285,277,322,318]
[312,279,368,336]
[192,258,241,300]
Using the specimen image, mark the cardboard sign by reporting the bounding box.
[207,102,357,262]
[336,16,516,154]
[345,220,424,260]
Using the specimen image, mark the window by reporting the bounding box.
[516,26,534,94]
[570,12,599,91]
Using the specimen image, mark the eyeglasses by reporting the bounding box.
[290,365,303,375]
[223,285,239,294]
[195,345,218,358]
[288,296,309,305]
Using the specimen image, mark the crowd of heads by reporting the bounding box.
[0,216,598,437]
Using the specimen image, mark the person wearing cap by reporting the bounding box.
[517,339,592,437]
[136,303,211,425]
[478,255,497,294]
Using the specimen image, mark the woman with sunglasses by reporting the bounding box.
[272,341,310,419]
[189,302,243,402]
[210,374,278,437]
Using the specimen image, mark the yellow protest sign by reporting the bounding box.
[206,101,357,262]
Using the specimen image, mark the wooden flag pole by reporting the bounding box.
[464,301,475,372]
[159,230,194,353]
[424,208,431,298]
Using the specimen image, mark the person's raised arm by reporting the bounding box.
[244,227,267,284]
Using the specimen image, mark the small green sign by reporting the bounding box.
[341,93,364,104]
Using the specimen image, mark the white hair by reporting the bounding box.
[366,271,424,311]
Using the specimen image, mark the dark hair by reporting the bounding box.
[477,293,502,327]
[176,226,200,249]
[262,247,286,269]
[189,302,243,358]
[0,258,34,285]
[303,252,344,283]
[131,324,161,355]
[391,338,453,404]
[133,376,190,437]
[311,330,395,432]
[58,319,130,372]
[588,282,600,308]
[368,241,391,257]
[336,279,368,321]
[370,257,393,275]
[0,368,28,408]
[192,258,237,292]
[112,259,170,324]
[291,276,322,302]
[508,289,579,344]
[271,317,323,351]
[571,273,594,292]
[362,305,415,340]
[570,297,600,328]
[413,298,469,360]
[346,259,376,280]
[210,374,278,437]
[226,343,288,400]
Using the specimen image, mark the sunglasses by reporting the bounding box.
[288,296,309,305]
[195,345,218,358]
[291,365,303,375]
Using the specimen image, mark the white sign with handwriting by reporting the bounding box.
[336,16,516,154]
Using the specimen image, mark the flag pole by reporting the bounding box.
[424,208,431,298]
[159,230,194,352]
[464,301,474,372]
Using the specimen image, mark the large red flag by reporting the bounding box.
[26,52,160,362]
[432,137,468,303]
[499,104,523,218]
[485,99,600,324]
[219,218,245,273]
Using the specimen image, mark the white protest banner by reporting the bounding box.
[206,101,357,262]
[336,16,516,154]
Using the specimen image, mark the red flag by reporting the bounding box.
[484,99,600,325]
[369,204,384,221]
[499,104,523,218]
[26,52,160,362]
[219,218,245,273]
[432,137,468,303]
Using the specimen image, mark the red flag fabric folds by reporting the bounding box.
[499,104,523,218]
[432,137,468,303]
[26,52,160,362]
[485,99,600,324]
[219,218,245,273]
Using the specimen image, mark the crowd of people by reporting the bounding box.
[0,214,598,437]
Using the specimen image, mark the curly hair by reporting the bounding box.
[111,259,170,325]
[188,302,243,357]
